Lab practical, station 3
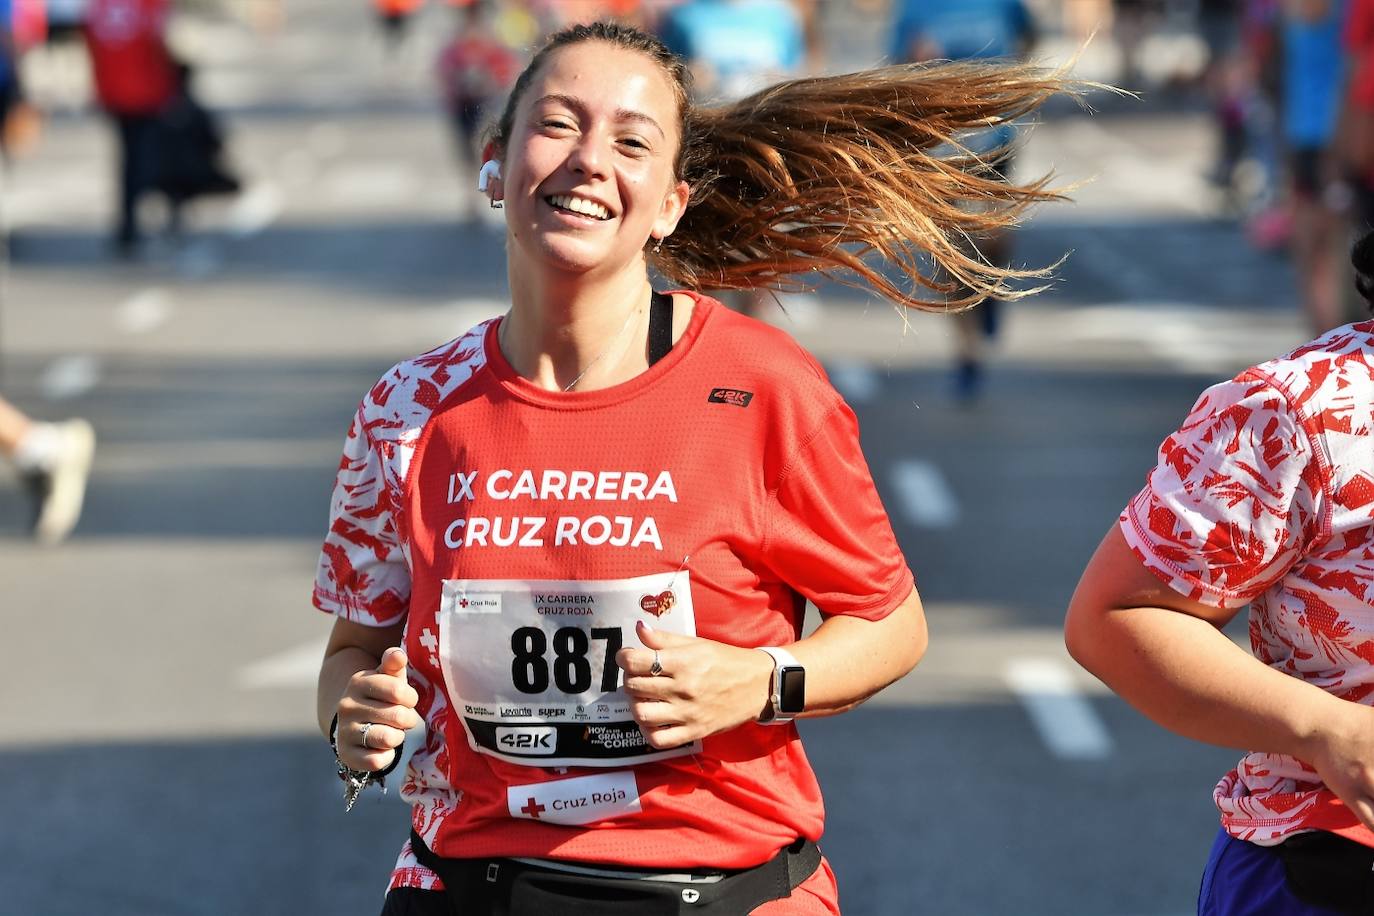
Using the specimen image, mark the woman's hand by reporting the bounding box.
[334,647,421,772]
[616,620,774,749]
[1302,701,1374,832]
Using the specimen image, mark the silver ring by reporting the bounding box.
[359,722,375,750]
[649,651,663,677]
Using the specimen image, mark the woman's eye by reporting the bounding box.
[619,137,649,151]
[541,119,572,131]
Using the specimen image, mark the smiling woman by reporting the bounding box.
[311,20,1070,916]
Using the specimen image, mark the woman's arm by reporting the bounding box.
[317,617,420,773]
[619,585,927,749]
[1065,525,1374,829]
[788,585,928,717]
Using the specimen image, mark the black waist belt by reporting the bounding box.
[410,829,821,915]
[1279,830,1374,914]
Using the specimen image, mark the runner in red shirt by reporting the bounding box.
[374,0,423,51]
[83,0,177,253]
[436,2,518,177]
[315,21,1070,914]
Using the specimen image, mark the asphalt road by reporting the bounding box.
[0,4,1336,915]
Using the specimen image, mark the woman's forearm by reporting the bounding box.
[791,587,927,718]
[1066,600,1344,761]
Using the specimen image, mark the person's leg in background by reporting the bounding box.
[113,114,160,254]
[0,395,95,544]
[951,153,1017,403]
[1289,147,1346,333]
[950,225,1009,403]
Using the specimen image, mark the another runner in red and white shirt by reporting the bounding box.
[1068,298,1374,908]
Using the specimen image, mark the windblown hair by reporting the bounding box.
[490,22,1072,312]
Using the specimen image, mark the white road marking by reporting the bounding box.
[308,121,348,159]
[890,460,960,529]
[226,182,283,238]
[1063,304,1292,374]
[117,288,173,334]
[39,355,101,401]
[279,147,319,188]
[323,162,422,205]
[237,637,327,690]
[827,359,880,404]
[1004,657,1113,760]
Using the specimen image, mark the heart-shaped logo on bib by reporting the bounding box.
[639,590,676,617]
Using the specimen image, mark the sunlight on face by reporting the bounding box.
[502,41,689,279]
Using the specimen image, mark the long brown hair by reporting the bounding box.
[489,22,1071,312]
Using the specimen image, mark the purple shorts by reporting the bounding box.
[1198,829,1347,915]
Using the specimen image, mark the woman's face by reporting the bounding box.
[501,42,690,279]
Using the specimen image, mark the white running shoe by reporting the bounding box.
[24,418,96,546]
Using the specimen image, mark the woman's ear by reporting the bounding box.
[652,178,691,241]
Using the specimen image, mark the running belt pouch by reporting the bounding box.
[1278,831,1374,913]
[409,831,819,915]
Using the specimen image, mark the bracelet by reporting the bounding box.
[329,712,402,812]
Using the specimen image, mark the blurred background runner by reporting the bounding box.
[375,0,425,52]
[436,0,518,215]
[888,0,1037,401]
[84,0,177,255]
[655,0,810,318]
[657,0,807,101]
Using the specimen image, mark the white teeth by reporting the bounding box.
[548,194,610,220]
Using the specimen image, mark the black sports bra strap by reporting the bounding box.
[647,290,673,367]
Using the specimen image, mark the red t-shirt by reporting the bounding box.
[84,0,177,116]
[436,33,518,105]
[1350,0,1374,110]
[313,294,914,882]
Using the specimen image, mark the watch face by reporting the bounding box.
[778,665,806,714]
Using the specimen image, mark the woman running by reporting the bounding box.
[315,21,1066,914]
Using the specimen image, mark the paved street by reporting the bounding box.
[0,4,1330,915]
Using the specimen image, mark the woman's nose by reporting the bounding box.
[567,136,609,179]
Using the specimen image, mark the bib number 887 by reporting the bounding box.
[511,626,623,695]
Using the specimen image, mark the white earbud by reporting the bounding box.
[477,159,502,193]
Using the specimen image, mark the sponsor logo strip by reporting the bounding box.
[466,719,658,763]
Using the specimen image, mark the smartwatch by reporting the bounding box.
[757,646,805,725]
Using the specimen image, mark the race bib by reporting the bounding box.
[438,571,700,767]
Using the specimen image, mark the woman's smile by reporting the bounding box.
[544,193,614,222]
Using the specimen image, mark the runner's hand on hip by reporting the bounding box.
[1302,700,1374,833]
[336,647,421,772]
[617,620,774,749]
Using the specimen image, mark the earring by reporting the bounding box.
[477,159,502,193]
[652,237,663,254]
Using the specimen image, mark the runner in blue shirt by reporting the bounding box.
[889,0,1037,401]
